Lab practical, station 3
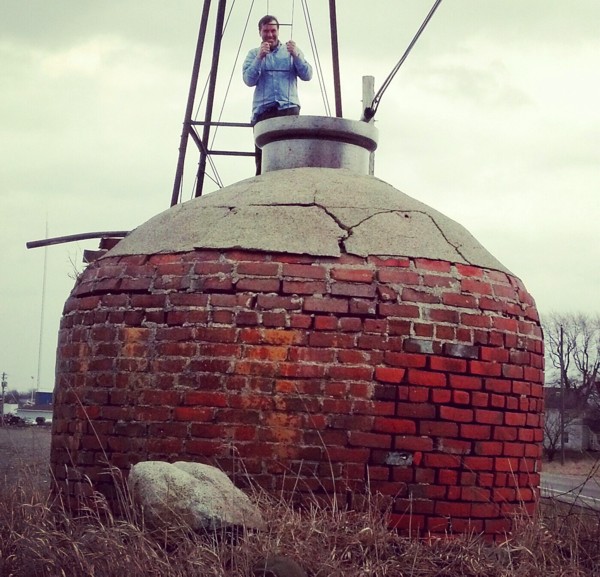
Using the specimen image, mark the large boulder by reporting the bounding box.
[129,461,264,530]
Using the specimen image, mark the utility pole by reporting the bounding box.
[1,372,7,427]
[559,324,566,466]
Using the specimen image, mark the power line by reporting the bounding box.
[363,0,444,122]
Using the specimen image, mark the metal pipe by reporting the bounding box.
[170,0,213,207]
[1,373,7,427]
[328,0,342,118]
[195,0,227,198]
[190,120,252,128]
[189,123,253,157]
[26,231,129,250]
[362,75,375,174]
[205,150,255,157]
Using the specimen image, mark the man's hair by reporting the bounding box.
[258,15,279,31]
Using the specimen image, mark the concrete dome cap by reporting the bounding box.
[108,167,510,274]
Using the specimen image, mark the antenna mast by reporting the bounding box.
[170,0,342,204]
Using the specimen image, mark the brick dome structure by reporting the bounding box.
[50,117,543,537]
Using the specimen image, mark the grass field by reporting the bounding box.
[0,425,51,487]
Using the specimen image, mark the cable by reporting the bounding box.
[211,0,254,150]
[363,0,444,121]
[300,0,331,116]
[301,0,330,116]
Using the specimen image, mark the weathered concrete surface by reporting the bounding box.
[108,167,509,273]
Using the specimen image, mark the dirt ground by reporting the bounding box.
[0,424,52,489]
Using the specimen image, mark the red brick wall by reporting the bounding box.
[51,250,543,537]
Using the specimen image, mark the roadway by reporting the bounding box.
[541,472,600,510]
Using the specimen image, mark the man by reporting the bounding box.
[243,15,313,174]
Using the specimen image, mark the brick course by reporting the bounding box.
[51,249,543,539]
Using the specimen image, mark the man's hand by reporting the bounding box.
[258,41,271,59]
[286,40,299,58]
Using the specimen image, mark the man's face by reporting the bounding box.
[260,22,279,48]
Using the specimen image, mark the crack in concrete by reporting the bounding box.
[333,207,471,263]
[312,202,350,253]
[215,201,315,210]
[418,211,471,263]
[206,202,471,263]
[344,209,408,229]
[333,208,403,253]
[313,203,351,232]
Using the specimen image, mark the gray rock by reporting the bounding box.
[253,555,308,577]
[129,461,264,531]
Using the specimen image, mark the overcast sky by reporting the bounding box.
[1,1,599,392]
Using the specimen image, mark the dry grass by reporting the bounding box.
[2,430,600,576]
[2,468,600,577]
[543,452,600,477]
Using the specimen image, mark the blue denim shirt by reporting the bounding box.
[242,42,313,124]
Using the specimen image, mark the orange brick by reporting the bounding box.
[375,366,406,383]
[331,267,374,283]
[246,346,288,361]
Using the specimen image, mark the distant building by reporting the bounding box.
[35,391,53,405]
[544,387,600,452]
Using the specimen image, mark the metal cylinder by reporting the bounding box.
[254,115,378,174]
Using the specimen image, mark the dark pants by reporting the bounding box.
[254,106,300,175]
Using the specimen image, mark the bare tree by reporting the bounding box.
[543,312,600,408]
[543,406,578,462]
